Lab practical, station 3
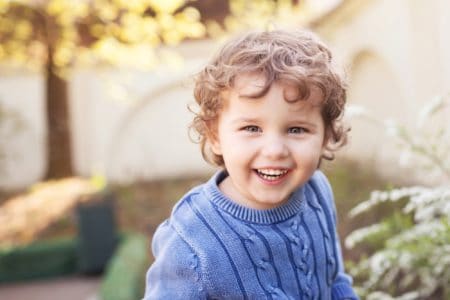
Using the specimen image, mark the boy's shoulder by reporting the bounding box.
[169,171,223,222]
[309,169,332,194]
[161,182,212,236]
[305,169,335,207]
[171,184,205,214]
[152,183,208,250]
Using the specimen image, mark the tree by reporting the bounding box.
[0,0,206,178]
[0,0,308,179]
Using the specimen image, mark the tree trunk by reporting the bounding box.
[45,58,73,179]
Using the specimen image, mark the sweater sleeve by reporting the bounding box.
[142,219,205,300]
[312,171,360,300]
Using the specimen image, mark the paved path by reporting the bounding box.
[0,275,101,300]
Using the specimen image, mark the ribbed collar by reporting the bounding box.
[202,170,305,224]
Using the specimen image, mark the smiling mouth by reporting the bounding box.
[255,168,289,181]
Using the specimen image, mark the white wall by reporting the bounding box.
[313,0,450,182]
[1,0,449,189]
[69,67,215,183]
[69,40,218,183]
[0,71,46,189]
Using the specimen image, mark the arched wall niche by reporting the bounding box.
[344,49,405,172]
[104,79,212,183]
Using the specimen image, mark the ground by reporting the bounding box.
[0,275,101,300]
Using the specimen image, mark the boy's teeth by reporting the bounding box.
[257,169,288,176]
[256,168,288,181]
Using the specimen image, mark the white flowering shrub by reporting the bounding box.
[345,94,450,300]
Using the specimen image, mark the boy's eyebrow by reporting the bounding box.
[231,117,260,124]
[231,117,319,128]
[285,118,319,128]
[237,93,260,100]
[297,121,318,129]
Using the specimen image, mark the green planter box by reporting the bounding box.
[0,237,78,283]
[0,232,149,300]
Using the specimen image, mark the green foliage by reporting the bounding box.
[100,233,149,300]
[346,94,450,299]
[0,237,78,282]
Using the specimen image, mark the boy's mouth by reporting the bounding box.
[255,168,289,181]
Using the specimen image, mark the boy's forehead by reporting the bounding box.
[232,72,297,95]
[231,72,323,106]
[233,72,266,94]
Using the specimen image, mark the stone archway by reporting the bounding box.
[345,50,405,173]
[105,79,211,183]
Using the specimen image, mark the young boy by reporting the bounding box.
[143,29,359,299]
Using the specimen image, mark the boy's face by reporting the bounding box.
[210,73,326,210]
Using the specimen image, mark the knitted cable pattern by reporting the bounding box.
[143,170,359,300]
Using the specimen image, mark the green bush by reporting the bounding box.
[100,233,149,300]
[0,237,78,282]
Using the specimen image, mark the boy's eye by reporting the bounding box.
[243,125,261,133]
[288,127,306,134]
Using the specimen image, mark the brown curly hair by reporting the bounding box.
[190,29,349,166]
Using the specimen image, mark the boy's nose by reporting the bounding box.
[261,136,289,160]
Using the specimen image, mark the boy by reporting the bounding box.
[143,29,359,299]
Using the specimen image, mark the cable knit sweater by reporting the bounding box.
[143,170,359,300]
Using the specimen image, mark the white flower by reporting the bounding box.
[384,119,400,138]
[345,223,387,249]
[398,149,413,167]
[417,95,447,129]
[345,105,369,118]
[367,291,395,300]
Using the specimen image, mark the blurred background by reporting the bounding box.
[0,0,449,299]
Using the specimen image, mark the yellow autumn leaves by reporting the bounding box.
[0,0,205,70]
[0,177,99,248]
[0,0,318,72]
[207,0,310,38]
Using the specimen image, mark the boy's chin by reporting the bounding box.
[252,196,290,210]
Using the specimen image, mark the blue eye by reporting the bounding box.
[243,125,261,133]
[288,127,306,134]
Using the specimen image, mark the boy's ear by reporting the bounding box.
[322,128,331,147]
[205,124,222,155]
[320,128,331,157]
[209,135,222,156]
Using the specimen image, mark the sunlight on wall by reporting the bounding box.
[345,50,405,173]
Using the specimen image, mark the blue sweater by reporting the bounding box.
[144,170,359,300]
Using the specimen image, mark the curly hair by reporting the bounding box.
[190,29,349,166]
